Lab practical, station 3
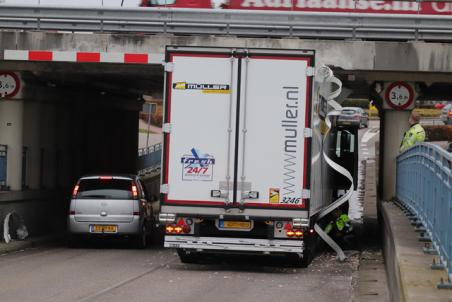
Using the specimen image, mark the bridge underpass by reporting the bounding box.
[0,31,452,236]
[0,60,165,236]
[1,10,452,299]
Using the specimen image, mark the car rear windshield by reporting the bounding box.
[76,178,134,199]
[342,109,357,115]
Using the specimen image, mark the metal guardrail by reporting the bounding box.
[1,5,452,41]
[137,142,162,177]
[396,143,452,288]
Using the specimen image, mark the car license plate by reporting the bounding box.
[219,220,251,230]
[91,225,117,233]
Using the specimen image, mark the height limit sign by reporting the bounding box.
[0,72,21,99]
[383,81,415,110]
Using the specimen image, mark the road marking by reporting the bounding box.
[77,258,177,302]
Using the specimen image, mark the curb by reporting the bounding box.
[380,201,451,302]
[0,235,60,254]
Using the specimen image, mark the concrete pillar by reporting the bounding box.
[382,110,411,200]
[23,101,41,189]
[0,100,24,191]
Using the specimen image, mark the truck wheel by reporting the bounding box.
[177,249,199,264]
[287,251,311,268]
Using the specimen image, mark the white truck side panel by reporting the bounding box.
[165,54,236,205]
[237,57,310,208]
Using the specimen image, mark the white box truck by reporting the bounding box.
[159,46,356,266]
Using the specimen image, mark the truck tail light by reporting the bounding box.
[69,210,75,215]
[165,218,192,234]
[166,225,175,233]
[133,211,140,216]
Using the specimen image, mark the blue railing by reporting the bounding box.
[137,143,162,176]
[396,143,452,285]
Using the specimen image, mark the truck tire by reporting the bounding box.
[177,249,199,264]
[287,251,311,268]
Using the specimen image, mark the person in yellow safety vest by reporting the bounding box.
[400,111,426,152]
[324,209,353,241]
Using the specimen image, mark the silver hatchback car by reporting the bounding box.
[67,174,154,248]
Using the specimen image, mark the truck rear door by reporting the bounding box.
[162,47,314,216]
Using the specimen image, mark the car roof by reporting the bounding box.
[341,107,363,111]
[78,174,137,181]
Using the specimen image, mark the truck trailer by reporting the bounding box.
[158,46,356,266]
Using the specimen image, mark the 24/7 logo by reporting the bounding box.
[181,148,215,181]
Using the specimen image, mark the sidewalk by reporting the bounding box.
[381,201,452,302]
[354,159,390,301]
[0,235,60,254]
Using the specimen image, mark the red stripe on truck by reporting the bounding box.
[28,51,53,61]
[76,52,100,62]
[124,53,148,64]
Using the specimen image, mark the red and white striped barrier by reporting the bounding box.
[4,50,164,65]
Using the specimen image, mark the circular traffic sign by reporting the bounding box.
[384,81,414,110]
[0,72,20,99]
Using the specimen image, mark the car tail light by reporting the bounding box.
[286,230,295,237]
[72,185,79,198]
[448,110,452,116]
[99,176,113,180]
[131,185,138,198]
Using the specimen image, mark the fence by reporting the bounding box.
[137,142,162,177]
[1,5,452,41]
[396,143,452,288]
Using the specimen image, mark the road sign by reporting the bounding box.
[0,72,20,99]
[384,81,415,110]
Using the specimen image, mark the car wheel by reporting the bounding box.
[177,249,200,264]
[133,225,147,249]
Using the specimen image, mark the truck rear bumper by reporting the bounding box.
[164,236,304,253]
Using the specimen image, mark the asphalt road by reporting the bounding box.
[0,242,358,302]
[0,124,380,302]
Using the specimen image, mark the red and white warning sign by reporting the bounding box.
[0,72,20,99]
[383,81,415,110]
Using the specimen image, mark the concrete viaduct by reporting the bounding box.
[1,31,452,202]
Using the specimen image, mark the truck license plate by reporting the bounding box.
[219,220,251,230]
[91,225,117,233]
